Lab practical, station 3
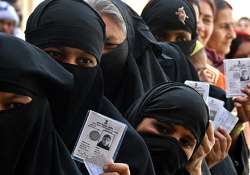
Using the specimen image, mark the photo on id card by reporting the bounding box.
[224,58,250,97]
[72,110,127,167]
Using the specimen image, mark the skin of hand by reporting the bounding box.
[101,163,130,175]
[233,83,250,123]
[205,127,232,168]
[185,121,215,175]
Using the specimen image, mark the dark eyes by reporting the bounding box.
[179,138,195,148]
[46,50,63,60]
[76,57,95,67]
[176,35,189,42]
[46,51,96,67]
[202,17,213,25]
[155,123,174,135]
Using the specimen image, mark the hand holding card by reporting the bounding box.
[72,110,127,170]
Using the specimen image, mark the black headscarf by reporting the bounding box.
[25,1,156,175]
[100,0,168,115]
[0,34,81,175]
[141,0,197,56]
[127,82,209,175]
[25,0,105,61]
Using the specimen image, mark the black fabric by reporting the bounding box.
[0,33,73,98]
[101,40,128,97]
[229,133,250,175]
[210,156,238,175]
[57,53,156,175]
[158,42,199,82]
[127,82,209,175]
[0,34,81,175]
[25,0,105,61]
[25,1,156,175]
[142,133,188,175]
[127,82,209,145]
[100,0,168,115]
[141,0,197,55]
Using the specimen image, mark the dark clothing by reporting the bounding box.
[25,1,156,175]
[100,0,168,115]
[127,82,209,175]
[0,34,81,175]
[230,133,250,175]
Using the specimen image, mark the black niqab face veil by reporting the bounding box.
[99,0,168,115]
[127,82,209,174]
[0,34,81,175]
[25,0,106,151]
[141,0,198,56]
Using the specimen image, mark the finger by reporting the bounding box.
[234,96,249,104]
[217,128,232,153]
[241,87,250,97]
[103,163,130,174]
[212,138,220,154]
[101,173,119,175]
[234,102,243,108]
[207,121,215,144]
[215,130,227,153]
[201,134,211,154]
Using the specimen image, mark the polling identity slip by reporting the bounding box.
[224,58,250,97]
[207,97,238,133]
[212,107,239,133]
[72,110,127,168]
[184,80,210,104]
[208,97,224,121]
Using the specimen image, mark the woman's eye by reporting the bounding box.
[155,123,173,135]
[176,36,188,42]
[46,51,63,60]
[203,18,213,25]
[179,138,195,148]
[76,57,96,67]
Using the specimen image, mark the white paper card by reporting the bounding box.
[184,80,210,104]
[84,161,103,175]
[72,110,127,168]
[224,58,250,97]
[213,107,239,133]
[208,97,225,121]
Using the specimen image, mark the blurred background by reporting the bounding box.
[7,0,250,31]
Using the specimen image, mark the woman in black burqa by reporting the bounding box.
[85,0,169,115]
[0,34,82,175]
[25,0,155,175]
[127,82,209,175]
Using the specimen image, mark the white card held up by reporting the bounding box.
[72,110,127,168]
[184,80,210,104]
[84,161,104,175]
[207,97,224,121]
[224,58,250,97]
[213,107,239,133]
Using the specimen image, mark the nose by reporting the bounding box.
[227,25,236,40]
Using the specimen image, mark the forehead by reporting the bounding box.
[102,15,125,42]
[215,8,233,23]
[199,1,213,16]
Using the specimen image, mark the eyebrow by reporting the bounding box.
[203,14,213,18]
